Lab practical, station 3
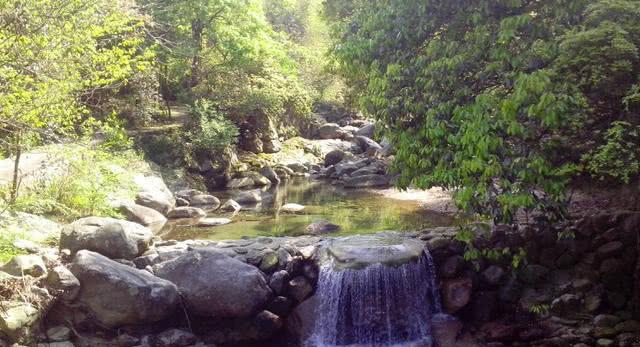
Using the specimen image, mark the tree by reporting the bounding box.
[0,0,151,203]
[324,0,640,223]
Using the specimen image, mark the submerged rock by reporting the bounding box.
[197,218,232,227]
[305,220,340,235]
[60,217,154,260]
[154,250,272,318]
[69,250,179,328]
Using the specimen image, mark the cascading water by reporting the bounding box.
[305,235,443,347]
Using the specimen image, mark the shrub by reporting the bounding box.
[582,121,640,183]
[187,99,239,151]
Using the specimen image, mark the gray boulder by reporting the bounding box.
[0,254,46,277]
[45,265,80,302]
[60,217,154,260]
[189,194,221,209]
[167,207,207,219]
[305,220,340,235]
[354,136,382,152]
[259,167,280,185]
[220,199,242,212]
[154,250,272,318]
[355,123,375,138]
[317,123,347,140]
[136,191,174,215]
[234,190,262,204]
[227,177,254,189]
[69,250,179,328]
[343,174,390,188]
[324,150,345,167]
[119,203,167,233]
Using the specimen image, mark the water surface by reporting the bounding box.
[162,178,454,241]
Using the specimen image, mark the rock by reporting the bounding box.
[136,191,174,215]
[286,295,317,341]
[324,150,345,167]
[594,314,622,327]
[196,218,232,227]
[519,264,549,284]
[354,136,382,152]
[481,265,505,286]
[254,310,283,339]
[37,341,74,347]
[267,296,292,317]
[167,207,207,219]
[189,194,221,209]
[45,265,80,302]
[260,252,279,273]
[175,189,204,201]
[248,173,272,187]
[281,203,305,213]
[259,167,280,184]
[175,197,189,207]
[288,276,313,303]
[550,294,581,315]
[227,177,254,189]
[154,250,272,318]
[234,190,262,204]
[442,277,473,314]
[305,220,340,235]
[615,320,640,333]
[70,250,179,328]
[263,138,282,153]
[441,255,464,278]
[597,338,615,347]
[154,329,197,347]
[60,217,154,260]
[45,326,71,342]
[220,199,242,212]
[597,241,624,258]
[343,174,390,188]
[479,321,518,342]
[0,254,46,277]
[317,123,347,139]
[268,270,289,295]
[355,123,375,138]
[350,165,384,177]
[0,301,40,344]
[119,203,167,233]
[286,163,308,174]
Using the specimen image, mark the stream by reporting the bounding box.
[161,178,455,241]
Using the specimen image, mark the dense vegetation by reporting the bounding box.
[324,0,640,223]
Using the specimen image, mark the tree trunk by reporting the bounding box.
[9,130,22,205]
[190,18,204,88]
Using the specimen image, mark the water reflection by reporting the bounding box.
[162,178,454,241]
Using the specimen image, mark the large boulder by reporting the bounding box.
[316,123,347,140]
[442,277,473,314]
[119,203,167,233]
[227,177,254,189]
[188,194,221,209]
[259,167,280,185]
[324,150,345,167]
[354,136,382,152]
[135,191,174,216]
[234,190,262,204]
[154,250,272,318]
[343,174,390,188]
[354,123,375,138]
[69,250,179,328]
[60,217,154,260]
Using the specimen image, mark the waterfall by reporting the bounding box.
[306,250,442,347]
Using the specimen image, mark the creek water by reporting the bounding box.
[162,178,454,241]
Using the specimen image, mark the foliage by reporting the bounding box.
[529,304,550,316]
[582,121,640,183]
[324,0,640,223]
[1,145,144,221]
[187,99,239,151]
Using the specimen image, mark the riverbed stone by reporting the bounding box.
[288,276,313,303]
[154,250,272,318]
[0,301,40,344]
[355,123,375,138]
[119,203,167,232]
[234,190,262,204]
[281,203,305,213]
[220,199,242,212]
[60,217,154,260]
[305,220,340,235]
[167,206,207,219]
[189,194,221,208]
[154,328,197,347]
[0,254,46,277]
[45,326,71,342]
[442,277,473,314]
[136,191,174,215]
[354,136,382,152]
[325,235,425,270]
[324,150,345,167]
[594,314,622,327]
[343,174,389,188]
[197,218,232,227]
[69,250,179,328]
[227,177,254,189]
[45,265,80,302]
[550,294,581,315]
[597,241,624,258]
[317,123,347,140]
[259,167,280,184]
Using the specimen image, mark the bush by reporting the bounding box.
[187,99,239,151]
[582,121,640,183]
